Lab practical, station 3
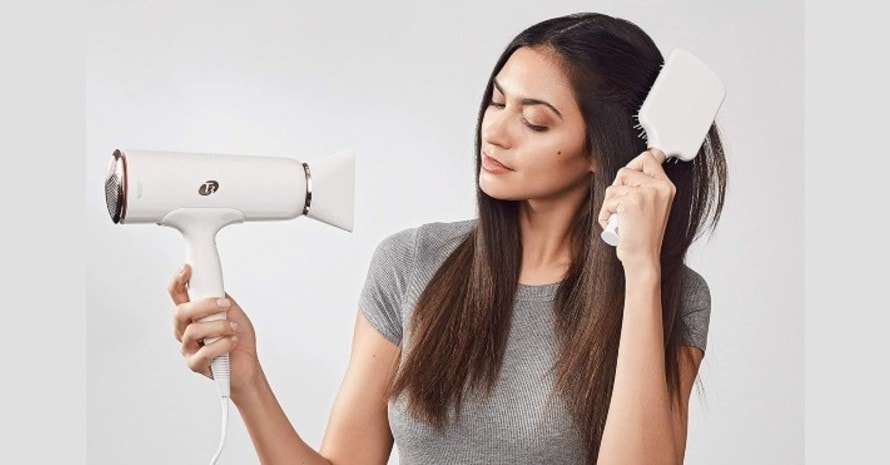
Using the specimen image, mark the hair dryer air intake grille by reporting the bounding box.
[104,150,127,224]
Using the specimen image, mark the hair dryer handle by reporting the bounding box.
[160,207,245,298]
[160,208,245,397]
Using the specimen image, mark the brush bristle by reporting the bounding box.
[632,113,646,140]
[635,62,664,140]
[632,118,647,141]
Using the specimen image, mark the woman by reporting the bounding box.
[168,12,726,465]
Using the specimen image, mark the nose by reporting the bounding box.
[481,106,511,150]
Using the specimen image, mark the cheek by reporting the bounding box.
[523,144,576,172]
[519,149,591,187]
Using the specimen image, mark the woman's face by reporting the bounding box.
[479,46,594,201]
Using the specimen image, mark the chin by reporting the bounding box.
[479,176,523,201]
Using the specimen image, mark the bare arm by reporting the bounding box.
[319,311,400,464]
[234,311,400,465]
[232,364,333,465]
[596,264,702,465]
[594,149,703,464]
[170,262,400,465]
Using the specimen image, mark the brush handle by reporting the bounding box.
[600,149,669,247]
[601,215,622,246]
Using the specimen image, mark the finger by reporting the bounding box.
[598,191,633,230]
[186,336,239,379]
[180,319,239,357]
[625,148,668,180]
[222,292,238,308]
[614,167,662,188]
[173,296,231,342]
[602,184,632,227]
[647,147,667,164]
[604,184,633,201]
[167,264,192,306]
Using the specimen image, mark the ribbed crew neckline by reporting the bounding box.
[516,281,561,301]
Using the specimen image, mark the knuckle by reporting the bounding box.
[174,302,187,320]
[192,351,208,368]
[186,357,200,373]
[182,324,197,342]
[215,319,231,334]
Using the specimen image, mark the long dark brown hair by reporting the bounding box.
[387,12,727,463]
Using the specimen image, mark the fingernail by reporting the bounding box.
[230,322,240,331]
[179,265,186,275]
[217,298,231,308]
[231,335,239,342]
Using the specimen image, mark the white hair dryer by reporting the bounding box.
[103,147,355,463]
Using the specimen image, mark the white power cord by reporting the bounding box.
[209,396,230,464]
[208,352,231,464]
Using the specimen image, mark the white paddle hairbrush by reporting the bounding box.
[601,48,726,246]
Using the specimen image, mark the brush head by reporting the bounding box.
[636,48,725,162]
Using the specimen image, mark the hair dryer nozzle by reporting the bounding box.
[304,149,355,232]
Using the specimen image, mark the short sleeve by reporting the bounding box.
[679,266,712,352]
[357,227,419,346]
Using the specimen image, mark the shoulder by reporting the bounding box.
[679,264,711,316]
[371,218,474,292]
[677,264,712,351]
[375,218,475,254]
[375,225,421,256]
[413,218,476,262]
[370,218,475,272]
[417,218,476,246]
[681,265,708,294]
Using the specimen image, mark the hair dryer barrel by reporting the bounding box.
[104,148,355,231]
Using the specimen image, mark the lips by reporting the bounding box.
[482,152,512,170]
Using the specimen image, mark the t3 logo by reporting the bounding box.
[199,180,220,196]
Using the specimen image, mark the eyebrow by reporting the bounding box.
[491,78,563,120]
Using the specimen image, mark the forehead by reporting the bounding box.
[494,47,575,107]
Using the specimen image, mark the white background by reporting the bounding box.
[85,1,803,464]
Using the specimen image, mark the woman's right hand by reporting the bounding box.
[168,263,263,398]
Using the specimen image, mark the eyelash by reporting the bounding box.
[488,100,548,132]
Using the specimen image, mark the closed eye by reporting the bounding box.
[487,100,548,132]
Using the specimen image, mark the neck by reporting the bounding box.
[517,183,588,281]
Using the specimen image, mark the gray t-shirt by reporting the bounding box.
[358,218,711,465]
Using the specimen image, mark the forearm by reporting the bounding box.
[233,365,333,465]
[597,262,678,465]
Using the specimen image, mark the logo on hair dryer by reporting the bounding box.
[199,180,220,196]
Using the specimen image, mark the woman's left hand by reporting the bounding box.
[597,148,676,269]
